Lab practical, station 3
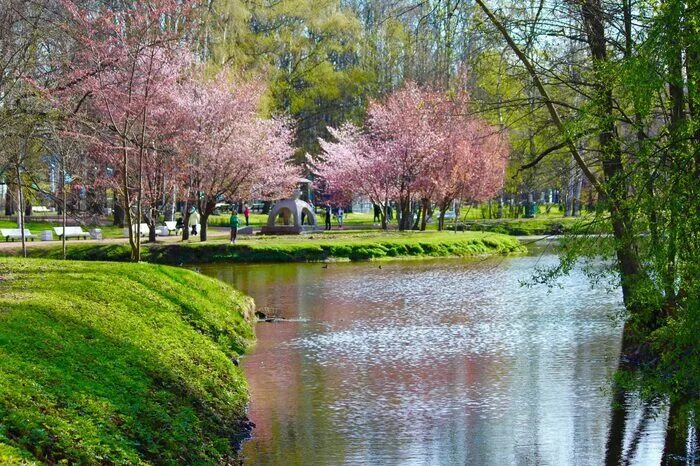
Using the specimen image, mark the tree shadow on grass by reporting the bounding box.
[0,300,249,464]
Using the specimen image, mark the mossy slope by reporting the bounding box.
[0,259,254,465]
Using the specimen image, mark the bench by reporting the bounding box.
[136,223,148,237]
[122,224,149,238]
[164,221,182,235]
[1,228,37,242]
[54,226,89,240]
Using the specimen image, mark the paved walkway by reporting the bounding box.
[0,227,232,251]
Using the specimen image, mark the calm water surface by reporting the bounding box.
[200,252,667,465]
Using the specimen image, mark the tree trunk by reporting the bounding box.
[438,206,448,231]
[579,0,647,322]
[419,198,429,231]
[135,148,143,261]
[182,211,191,240]
[16,164,26,258]
[199,213,209,242]
[134,50,155,262]
[61,158,67,260]
[113,195,125,227]
[572,176,582,217]
[4,187,13,216]
[167,185,177,221]
[123,140,136,260]
[148,216,157,243]
[399,196,412,231]
[380,200,388,230]
[566,161,582,217]
[412,202,422,230]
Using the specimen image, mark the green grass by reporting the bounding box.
[0,259,255,464]
[207,205,598,231]
[209,213,268,227]
[12,230,524,264]
[453,215,610,236]
[209,211,395,227]
[2,205,599,239]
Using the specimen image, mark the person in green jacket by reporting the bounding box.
[229,210,240,243]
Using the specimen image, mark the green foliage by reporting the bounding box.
[0,259,254,464]
[246,0,372,157]
[473,49,579,202]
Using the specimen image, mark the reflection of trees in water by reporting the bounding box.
[661,403,698,465]
[605,392,698,465]
[202,259,697,464]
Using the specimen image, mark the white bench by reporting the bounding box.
[137,223,148,237]
[1,228,37,242]
[164,221,182,235]
[54,226,89,240]
[122,224,149,237]
[32,206,50,213]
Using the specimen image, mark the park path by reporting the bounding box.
[0,227,231,251]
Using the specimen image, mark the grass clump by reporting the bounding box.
[0,258,254,464]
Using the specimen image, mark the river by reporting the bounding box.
[199,250,668,465]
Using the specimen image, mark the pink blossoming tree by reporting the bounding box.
[316,82,508,230]
[55,0,192,260]
[176,70,298,241]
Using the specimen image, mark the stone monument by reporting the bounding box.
[260,189,319,235]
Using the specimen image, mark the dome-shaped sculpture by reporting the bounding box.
[261,189,318,235]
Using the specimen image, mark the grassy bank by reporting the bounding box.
[454,216,611,236]
[0,259,255,464]
[13,231,524,264]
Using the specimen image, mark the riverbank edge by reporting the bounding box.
[3,232,525,264]
[0,258,256,464]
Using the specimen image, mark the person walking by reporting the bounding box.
[243,203,250,226]
[325,204,332,230]
[373,204,381,223]
[336,207,344,228]
[229,210,240,243]
[189,208,200,236]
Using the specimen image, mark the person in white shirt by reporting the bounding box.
[336,207,344,228]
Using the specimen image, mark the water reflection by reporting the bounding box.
[200,254,668,465]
